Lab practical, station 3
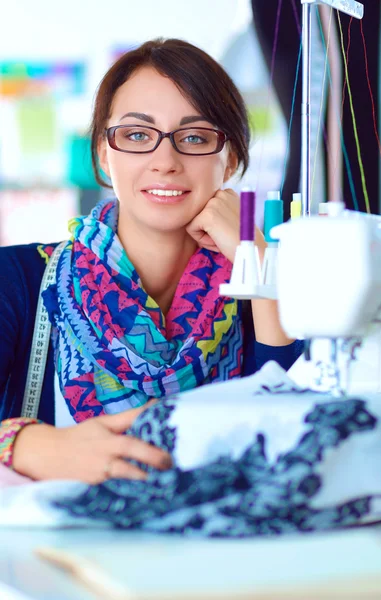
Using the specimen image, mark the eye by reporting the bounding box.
[113,126,157,152]
[126,131,150,142]
[115,126,155,149]
[181,134,206,145]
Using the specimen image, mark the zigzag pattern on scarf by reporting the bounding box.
[40,199,243,421]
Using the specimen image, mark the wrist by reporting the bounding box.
[12,422,52,477]
[251,298,294,346]
[0,418,42,470]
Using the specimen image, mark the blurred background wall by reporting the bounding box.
[0,0,295,245]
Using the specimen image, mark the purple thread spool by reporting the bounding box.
[240,189,255,241]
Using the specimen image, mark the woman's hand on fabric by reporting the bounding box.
[12,402,172,484]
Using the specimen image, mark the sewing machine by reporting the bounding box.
[221,0,377,397]
[277,0,379,397]
[275,208,381,396]
[221,197,381,396]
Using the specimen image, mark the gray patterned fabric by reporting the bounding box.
[52,363,381,537]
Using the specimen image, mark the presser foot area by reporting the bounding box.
[288,334,381,397]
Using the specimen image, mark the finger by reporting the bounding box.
[101,399,158,433]
[192,231,219,251]
[186,214,204,233]
[186,217,216,245]
[215,188,238,201]
[198,242,219,253]
[106,458,148,481]
[114,436,172,471]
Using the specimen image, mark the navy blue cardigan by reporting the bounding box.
[0,243,303,424]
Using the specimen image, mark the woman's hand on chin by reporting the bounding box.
[185,189,267,263]
[186,188,240,263]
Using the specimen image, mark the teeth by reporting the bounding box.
[146,189,185,197]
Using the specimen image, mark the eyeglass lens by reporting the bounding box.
[113,126,220,154]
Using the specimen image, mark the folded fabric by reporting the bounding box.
[0,464,31,487]
[1,362,381,536]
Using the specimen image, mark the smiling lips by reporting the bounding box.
[146,189,185,197]
[142,187,190,204]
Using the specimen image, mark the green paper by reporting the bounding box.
[17,99,57,155]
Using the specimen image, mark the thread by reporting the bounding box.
[281,39,302,196]
[340,17,353,122]
[264,191,283,243]
[360,19,381,155]
[338,12,371,214]
[256,0,283,196]
[240,190,255,241]
[311,6,333,203]
[285,4,335,204]
[290,0,302,36]
[316,9,359,211]
[291,193,302,219]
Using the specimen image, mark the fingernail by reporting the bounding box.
[160,455,173,470]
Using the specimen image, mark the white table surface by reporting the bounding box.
[1,525,381,599]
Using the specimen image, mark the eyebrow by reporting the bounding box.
[179,115,213,126]
[119,112,213,126]
[119,112,155,124]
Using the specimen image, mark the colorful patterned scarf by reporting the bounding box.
[41,199,243,422]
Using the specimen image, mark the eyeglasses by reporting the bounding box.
[106,124,228,156]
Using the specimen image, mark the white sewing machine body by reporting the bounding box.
[272,210,381,395]
[274,211,381,339]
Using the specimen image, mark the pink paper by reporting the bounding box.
[0,463,32,486]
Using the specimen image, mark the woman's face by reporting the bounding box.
[98,67,237,232]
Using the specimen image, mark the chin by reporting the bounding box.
[137,208,197,233]
[146,218,191,233]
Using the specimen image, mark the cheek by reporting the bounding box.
[196,157,228,191]
[108,152,127,179]
[107,152,140,195]
[195,154,227,187]
[189,160,227,215]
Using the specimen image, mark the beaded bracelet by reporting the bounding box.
[0,418,41,470]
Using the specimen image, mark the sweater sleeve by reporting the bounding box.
[0,250,36,468]
[241,300,304,375]
[254,339,304,372]
[0,249,25,396]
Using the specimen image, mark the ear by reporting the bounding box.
[97,138,111,178]
[223,150,239,183]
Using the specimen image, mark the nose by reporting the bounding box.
[147,136,183,174]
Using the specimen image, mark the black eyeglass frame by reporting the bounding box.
[105,124,228,156]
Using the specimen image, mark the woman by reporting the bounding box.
[0,39,301,484]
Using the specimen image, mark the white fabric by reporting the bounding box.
[169,362,381,511]
[171,362,310,469]
[0,362,381,528]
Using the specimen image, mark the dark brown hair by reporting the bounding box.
[91,38,250,187]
